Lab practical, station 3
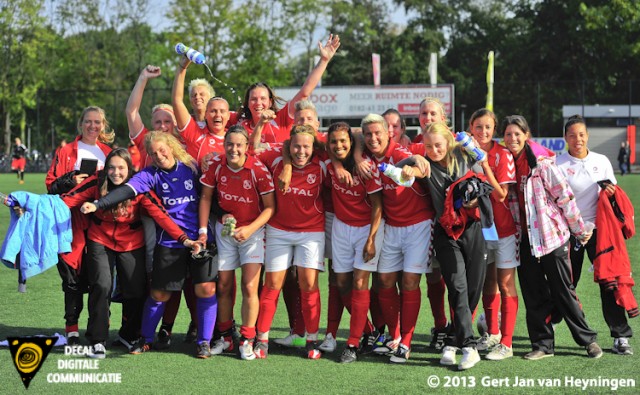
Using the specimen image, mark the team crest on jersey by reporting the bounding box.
[307,174,317,184]
[352,177,360,187]
[162,183,169,191]
[209,138,215,146]
[221,176,227,183]
[184,180,193,190]
[243,180,252,190]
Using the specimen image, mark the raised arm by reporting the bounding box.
[126,65,161,139]
[287,34,341,117]
[251,110,276,153]
[172,57,193,131]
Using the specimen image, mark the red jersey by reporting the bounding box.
[408,142,425,156]
[128,144,141,170]
[370,139,434,227]
[413,134,423,144]
[200,155,274,227]
[487,143,517,238]
[326,158,382,227]
[179,118,225,168]
[229,106,293,144]
[258,146,326,232]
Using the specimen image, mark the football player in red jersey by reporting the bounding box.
[468,109,520,361]
[199,126,276,360]
[253,124,328,359]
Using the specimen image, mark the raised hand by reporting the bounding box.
[142,65,162,79]
[318,34,341,62]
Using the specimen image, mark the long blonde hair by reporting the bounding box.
[77,106,115,144]
[425,122,460,176]
[144,130,197,173]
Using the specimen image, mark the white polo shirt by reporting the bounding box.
[557,150,617,223]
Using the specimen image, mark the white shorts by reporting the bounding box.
[265,225,325,272]
[324,212,334,260]
[216,222,265,271]
[487,234,520,269]
[379,219,433,274]
[331,217,385,273]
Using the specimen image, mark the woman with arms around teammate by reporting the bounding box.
[253,124,328,359]
[64,148,197,357]
[407,121,502,370]
[557,115,633,355]
[81,131,217,359]
[324,122,384,363]
[468,109,521,361]
[502,115,603,360]
[199,125,276,360]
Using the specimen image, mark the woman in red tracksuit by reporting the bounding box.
[62,148,199,358]
[46,106,113,345]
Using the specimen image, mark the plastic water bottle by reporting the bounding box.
[378,163,414,187]
[221,216,237,236]
[455,132,486,162]
[175,43,206,65]
[0,192,15,207]
[574,221,595,251]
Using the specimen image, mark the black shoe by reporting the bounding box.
[184,321,197,343]
[129,337,151,354]
[66,332,80,346]
[359,330,379,354]
[231,320,240,345]
[196,341,212,359]
[111,336,137,351]
[340,346,358,363]
[155,328,172,350]
[429,325,449,350]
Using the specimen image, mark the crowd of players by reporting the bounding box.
[42,35,635,370]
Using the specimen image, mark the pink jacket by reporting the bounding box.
[523,143,585,257]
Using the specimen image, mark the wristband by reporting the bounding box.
[198,227,208,235]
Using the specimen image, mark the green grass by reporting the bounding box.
[0,173,638,394]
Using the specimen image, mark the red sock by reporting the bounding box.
[218,319,233,333]
[300,289,321,335]
[348,289,370,346]
[339,289,352,313]
[256,288,280,335]
[162,291,181,325]
[282,271,302,333]
[66,324,79,333]
[483,293,501,335]
[400,288,421,347]
[240,325,256,340]
[369,288,385,330]
[325,284,343,337]
[184,277,198,324]
[501,295,518,347]
[427,277,447,329]
[378,287,400,339]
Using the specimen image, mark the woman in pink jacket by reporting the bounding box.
[503,114,602,361]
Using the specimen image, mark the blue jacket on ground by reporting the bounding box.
[1,191,72,279]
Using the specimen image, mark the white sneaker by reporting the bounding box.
[88,343,106,359]
[18,283,26,293]
[477,332,502,351]
[210,338,231,355]
[318,333,337,353]
[274,333,306,348]
[613,337,633,355]
[440,346,458,365]
[486,344,513,360]
[239,339,256,360]
[458,347,480,370]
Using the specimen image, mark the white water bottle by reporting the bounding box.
[378,163,414,187]
[175,43,206,64]
[455,132,486,162]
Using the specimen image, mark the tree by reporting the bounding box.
[0,0,54,154]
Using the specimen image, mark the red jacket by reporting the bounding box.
[46,135,112,193]
[594,185,638,318]
[62,176,188,253]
